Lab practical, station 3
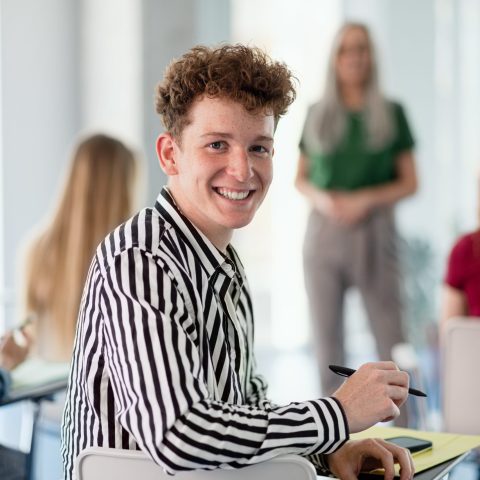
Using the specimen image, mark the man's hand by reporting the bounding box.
[332,362,409,433]
[327,438,414,480]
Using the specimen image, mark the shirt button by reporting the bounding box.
[224,263,233,273]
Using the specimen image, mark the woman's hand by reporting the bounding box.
[327,438,414,480]
[0,329,32,371]
[326,191,371,226]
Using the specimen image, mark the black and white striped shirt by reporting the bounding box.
[61,188,349,479]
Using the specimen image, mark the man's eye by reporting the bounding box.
[209,141,224,150]
[250,145,268,154]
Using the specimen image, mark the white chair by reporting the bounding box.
[75,447,317,480]
[442,317,480,434]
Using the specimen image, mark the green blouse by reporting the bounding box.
[300,101,415,191]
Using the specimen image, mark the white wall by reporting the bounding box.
[0,0,80,328]
[80,0,143,147]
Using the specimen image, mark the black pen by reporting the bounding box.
[328,365,427,397]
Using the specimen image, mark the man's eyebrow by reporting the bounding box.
[253,135,274,143]
[201,132,234,139]
[201,132,274,142]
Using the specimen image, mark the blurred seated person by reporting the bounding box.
[440,179,480,333]
[0,133,137,395]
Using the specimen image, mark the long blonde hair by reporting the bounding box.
[24,134,136,360]
[305,22,394,154]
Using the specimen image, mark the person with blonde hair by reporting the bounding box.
[0,133,137,375]
[296,23,418,398]
[0,133,137,478]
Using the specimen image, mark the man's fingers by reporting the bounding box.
[384,370,410,388]
[363,360,399,371]
[336,361,411,432]
[361,439,396,479]
[335,469,357,480]
[380,439,414,480]
[330,439,414,480]
[387,385,409,402]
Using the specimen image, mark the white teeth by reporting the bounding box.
[216,188,250,200]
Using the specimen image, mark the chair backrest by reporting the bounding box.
[442,317,480,434]
[75,447,317,480]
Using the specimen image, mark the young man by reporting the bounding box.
[61,45,414,480]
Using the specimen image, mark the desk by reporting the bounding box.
[0,376,69,407]
[1,358,70,404]
[447,448,480,479]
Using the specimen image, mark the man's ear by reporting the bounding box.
[156,133,179,176]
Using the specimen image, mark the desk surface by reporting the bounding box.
[0,358,70,407]
[447,449,480,479]
[0,376,69,406]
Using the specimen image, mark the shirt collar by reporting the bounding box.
[226,244,246,289]
[155,187,237,280]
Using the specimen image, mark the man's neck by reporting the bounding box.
[165,185,232,253]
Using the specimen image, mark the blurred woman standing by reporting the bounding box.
[296,23,418,397]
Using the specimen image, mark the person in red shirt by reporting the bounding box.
[441,225,480,331]
[441,174,480,331]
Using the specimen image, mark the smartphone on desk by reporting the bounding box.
[386,436,433,454]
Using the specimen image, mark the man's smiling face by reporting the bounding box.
[158,96,274,250]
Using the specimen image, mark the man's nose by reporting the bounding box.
[225,149,254,182]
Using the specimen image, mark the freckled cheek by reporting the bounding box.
[262,161,273,189]
[253,173,272,203]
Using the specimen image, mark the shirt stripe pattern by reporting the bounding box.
[61,188,349,479]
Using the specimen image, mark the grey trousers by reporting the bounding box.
[303,207,406,397]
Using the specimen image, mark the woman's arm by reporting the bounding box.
[330,151,418,226]
[440,285,468,336]
[295,150,418,225]
[294,152,335,216]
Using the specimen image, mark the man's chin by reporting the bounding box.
[222,215,255,231]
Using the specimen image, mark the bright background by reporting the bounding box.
[0,0,479,478]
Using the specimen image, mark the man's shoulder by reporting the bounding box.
[94,207,170,271]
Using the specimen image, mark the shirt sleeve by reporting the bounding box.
[392,102,415,154]
[444,235,469,290]
[101,248,349,474]
[306,452,334,477]
[246,371,274,410]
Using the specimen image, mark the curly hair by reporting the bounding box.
[155,44,297,138]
